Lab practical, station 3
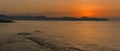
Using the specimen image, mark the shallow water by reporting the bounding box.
[0,20,120,50]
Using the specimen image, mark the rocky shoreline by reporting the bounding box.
[0,31,119,51]
[0,32,84,51]
[0,18,14,23]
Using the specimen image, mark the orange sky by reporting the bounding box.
[0,0,120,18]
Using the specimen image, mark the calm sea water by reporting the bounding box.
[0,20,120,50]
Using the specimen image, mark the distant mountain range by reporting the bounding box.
[0,15,108,21]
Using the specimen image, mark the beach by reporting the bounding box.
[0,32,84,51]
[0,31,119,51]
[0,21,120,51]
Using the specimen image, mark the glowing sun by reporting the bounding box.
[83,0,87,2]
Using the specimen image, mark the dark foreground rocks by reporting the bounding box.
[0,32,84,51]
[0,32,119,51]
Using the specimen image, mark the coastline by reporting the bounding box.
[0,32,84,51]
[0,31,119,51]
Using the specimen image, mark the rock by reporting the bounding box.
[18,33,32,35]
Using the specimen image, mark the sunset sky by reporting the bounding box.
[0,0,120,18]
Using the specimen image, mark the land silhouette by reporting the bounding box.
[0,15,13,23]
[0,14,108,22]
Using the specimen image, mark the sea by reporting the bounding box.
[0,20,120,51]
